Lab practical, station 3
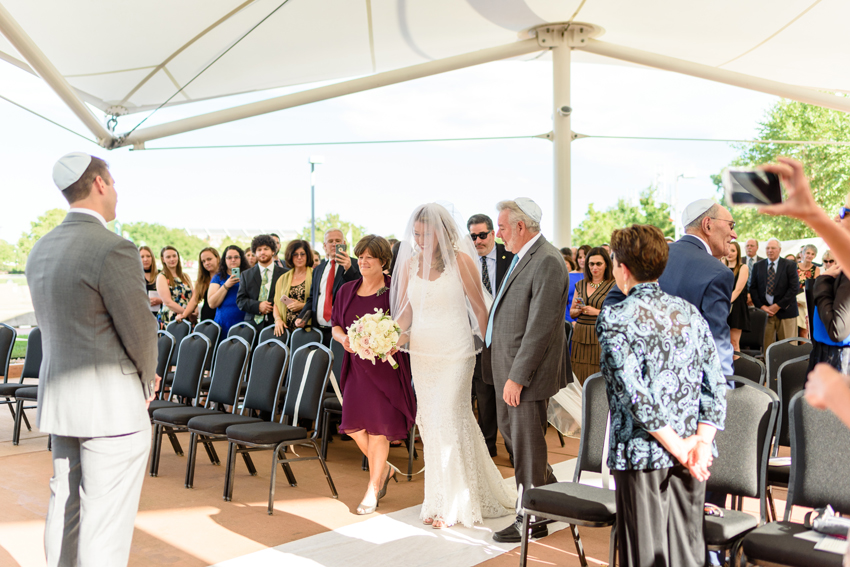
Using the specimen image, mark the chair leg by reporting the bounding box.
[608,520,617,567]
[12,400,23,445]
[321,409,331,460]
[150,424,164,477]
[166,428,183,456]
[311,439,338,498]
[766,486,777,522]
[570,524,588,567]
[362,455,369,471]
[185,433,199,488]
[519,514,531,567]
[281,461,297,486]
[201,437,218,465]
[47,434,52,451]
[557,431,565,448]
[268,446,280,515]
[21,406,31,431]
[407,425,416,480]
[241,452,257,475]
[224,442,237,501]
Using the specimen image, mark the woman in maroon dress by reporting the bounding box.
[331,235,417,515]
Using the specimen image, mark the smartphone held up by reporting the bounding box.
[722,168,785,207]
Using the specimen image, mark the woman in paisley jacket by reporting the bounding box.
[597,224,727,567]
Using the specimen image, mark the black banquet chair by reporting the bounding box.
[258,325,288,347]
[11,327,43,445]
[0,323,22,422]
[739,307,768,359]
[765,338,811,393]
[227,322,257,349]
[733,351,767,386]
[290,327,322,353]
[224,343,338,514]
[741,392,850,566]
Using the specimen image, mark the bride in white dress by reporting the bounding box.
[390,203,515,529]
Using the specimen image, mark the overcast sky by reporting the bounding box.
[0,56,779,246]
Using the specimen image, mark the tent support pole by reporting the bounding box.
[0,2,112,145]
[579,38,850,114]
[118,39,544,149]
[552,42,571,247]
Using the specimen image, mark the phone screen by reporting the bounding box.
[725,169,783,205]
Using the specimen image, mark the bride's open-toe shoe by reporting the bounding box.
[432,518,451,529]
[422,518,434,526]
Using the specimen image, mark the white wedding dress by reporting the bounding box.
[407,258,516,527]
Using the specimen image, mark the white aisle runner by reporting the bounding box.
[212,459,608,567]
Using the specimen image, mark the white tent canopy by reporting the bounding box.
[2,0,849,244]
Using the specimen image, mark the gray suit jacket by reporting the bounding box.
[484,235,570,401]
[26,212,157,437]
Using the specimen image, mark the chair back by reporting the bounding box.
[785,392,850,519]
[169,333,210,402]
[766,338,811,392]
[242,339,289,417]
[733,352,767,386]
[227,322,257,348]
[155,331,175,397]
[573,373,609,481]
[740,307,767,357]
[20,327,42,380]
[775,355,810,451]
[565,321,573,346]
[194,319,222,373]
[165,319,192,366]
[206,336,250,409]
[280,342,332,433]
[707,377,779,522]
[258,325,287,346]
[0,323,16,382]
[329,337,344,387]
[290,327,322,352]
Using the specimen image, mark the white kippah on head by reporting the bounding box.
[515,197,542,223]
[681,198,716,227]
[53,152,92,190]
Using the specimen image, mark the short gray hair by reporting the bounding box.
[766,238,781,247]
[496,200,540,233]
[324,228,344,242]
[803,243,818,255]
[684,204,719,233]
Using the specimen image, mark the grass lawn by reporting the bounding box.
[11,339,27,359]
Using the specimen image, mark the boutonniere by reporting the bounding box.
[501,255,506,260]
[376,286,389,296]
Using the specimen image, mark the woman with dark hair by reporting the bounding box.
[598,224,725,567]
[726,241,750,353]
[140,245,162,316]
[178,247,220,323]
[208,245,249,336]
[244,248,257,268]
[569,246,615,384]
[273,239,314,334]
[156,246,193,325]
[331,235,416,515]
[576,244,591,272]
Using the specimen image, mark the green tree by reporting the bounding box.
[299,213,368,249]
[714,98,850,240]
[572,187,673,246]
[121,222,209,261]
[15,208,67,270]
[0,239,15,271]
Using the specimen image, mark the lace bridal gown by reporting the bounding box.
[407,257,516,527]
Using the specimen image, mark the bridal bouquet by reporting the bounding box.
[346,308,401,369]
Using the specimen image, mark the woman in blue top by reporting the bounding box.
[597,224,726,567]
[208,245,249,337]
[563,253,584,324]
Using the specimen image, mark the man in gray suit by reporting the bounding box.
[484,198,570,543]
[27,153,158,567]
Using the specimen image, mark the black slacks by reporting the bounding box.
[472,352,499,456]
[613,465,707,567]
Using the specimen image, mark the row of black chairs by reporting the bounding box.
[0,324,41,445]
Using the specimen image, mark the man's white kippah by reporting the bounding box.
[53,152,92,190]
[515,197,542,223]
[681,198,716,227]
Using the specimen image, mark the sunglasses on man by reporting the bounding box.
[470,231,491,241]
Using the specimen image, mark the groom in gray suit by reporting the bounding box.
[27,153,158,566]
[484,198,570,543]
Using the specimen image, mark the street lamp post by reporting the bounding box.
[308,156,325,250]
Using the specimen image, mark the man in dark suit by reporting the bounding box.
[295,228,360,345]
[745,238,763,304]
[750,237,799,348]
[468,213,514,458]
[236,234,287,333]
[604,199,736,376]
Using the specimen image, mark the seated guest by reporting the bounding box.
[295,229,361,345]
[273,239,314,335]
[331,235,416,514]
[140,245,162,317]
[726,241,750,353]
[208,245,249,337]
[750,238,799,349]
[598,224,726,567]
[236,235,287,332]
[156,246,193,325]
[177,247,220,323]
[569,247,615,384]
[245,248,257,268]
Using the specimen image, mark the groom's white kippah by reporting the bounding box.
[515,197,542,223]
[681,198,716,227]
[53,152,92,190]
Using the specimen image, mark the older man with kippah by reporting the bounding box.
[27,153,158,566]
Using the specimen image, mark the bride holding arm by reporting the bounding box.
[391,203,514,530]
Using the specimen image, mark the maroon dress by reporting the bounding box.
[331,275,416,441]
